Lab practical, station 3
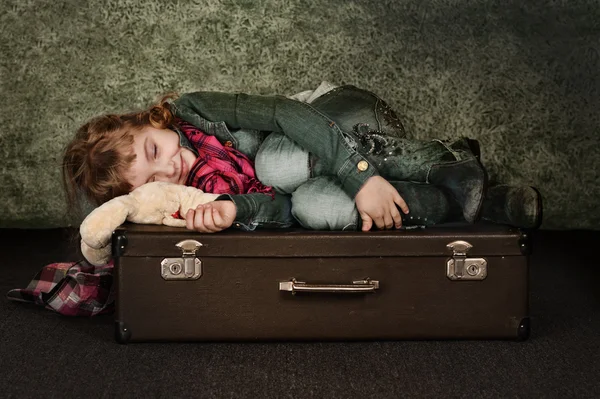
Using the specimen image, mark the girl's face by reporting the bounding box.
[125,126,197,190]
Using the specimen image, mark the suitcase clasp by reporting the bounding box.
[446,240,487,281]
[161,239,203,281]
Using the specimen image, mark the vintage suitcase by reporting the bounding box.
[112,223,531,343]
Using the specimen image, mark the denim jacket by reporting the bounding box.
[171,85,405,230]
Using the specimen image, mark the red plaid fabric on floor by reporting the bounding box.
[6,260,115,316]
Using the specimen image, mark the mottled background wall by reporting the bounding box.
[1,0,598,229]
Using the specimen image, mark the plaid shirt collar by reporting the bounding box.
[176,118,273,196]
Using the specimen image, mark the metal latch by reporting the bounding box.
[161,239,203,280]
[446,240,487,281]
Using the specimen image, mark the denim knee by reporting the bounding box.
[291,176,359,231]
[255,133,311,194]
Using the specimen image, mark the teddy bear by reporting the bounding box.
[80,182,219,266]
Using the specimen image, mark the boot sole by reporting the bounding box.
[528,186,543,230]
[474,156,489,223]
[466,139,481,161]
[463,156,487,223]
[462,139,486,223]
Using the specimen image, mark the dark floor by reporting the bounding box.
[1,228,599,398]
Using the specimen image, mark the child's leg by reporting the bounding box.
[292,176,543,230]
[254,131,541,230]
[256,129,486,224]
[291,176,359,230]
[352,131,485,223]
[291,176,454,230]
[254,132,325,193]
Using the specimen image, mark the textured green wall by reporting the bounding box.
[1,0,598,229]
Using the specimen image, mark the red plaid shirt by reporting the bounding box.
[7,260,114,316]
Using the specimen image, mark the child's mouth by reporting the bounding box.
[180,153,187,184]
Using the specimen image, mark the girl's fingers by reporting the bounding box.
[383,212,394,229]
[394,192,410,215]
[211,207,224,229]
[390,202,402,229]
[194,205,210,232]
[202,204,218,232]
[359,212,373,232]
[392,212,402,229]
[373,215,385,230]
[186,209,195,230]
[390,201,402,229]
[204,205,215,233]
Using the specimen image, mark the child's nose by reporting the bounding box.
[158,161,177,179]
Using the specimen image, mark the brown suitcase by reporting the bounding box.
[112,223,531,343]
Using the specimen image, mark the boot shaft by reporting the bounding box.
[389,181,451,227]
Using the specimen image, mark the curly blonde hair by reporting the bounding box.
[62,93,179,212]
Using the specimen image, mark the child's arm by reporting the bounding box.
[185,201,236,233]
[184,192,297,232]
[173,92,375,200]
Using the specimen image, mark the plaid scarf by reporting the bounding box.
[7,260,114,316]
[177,118,273,196]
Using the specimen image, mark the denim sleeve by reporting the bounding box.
[174,92,378,198]
[215,193,297,231]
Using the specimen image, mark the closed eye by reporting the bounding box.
[153,144,158,159]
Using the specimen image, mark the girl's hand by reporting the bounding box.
[355,176,409,231]
[185,201,237,233]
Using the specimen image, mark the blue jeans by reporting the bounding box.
[255,133,359,230]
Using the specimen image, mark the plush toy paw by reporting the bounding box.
[81,241,112,268]
[80,182,219,265]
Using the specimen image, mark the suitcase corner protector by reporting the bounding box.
[111,231,128,258]
[518,231,532,256]
[115,320,132,344]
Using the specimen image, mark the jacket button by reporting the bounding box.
[357,160,369,172]
[224,141,233,147]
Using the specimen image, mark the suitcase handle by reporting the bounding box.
[279,278,379,294]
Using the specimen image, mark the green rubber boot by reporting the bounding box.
[389,181,451,228]
[387,182,542,230]
[360,136,486,223]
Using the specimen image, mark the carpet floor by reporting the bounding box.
[0,228,598,398]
